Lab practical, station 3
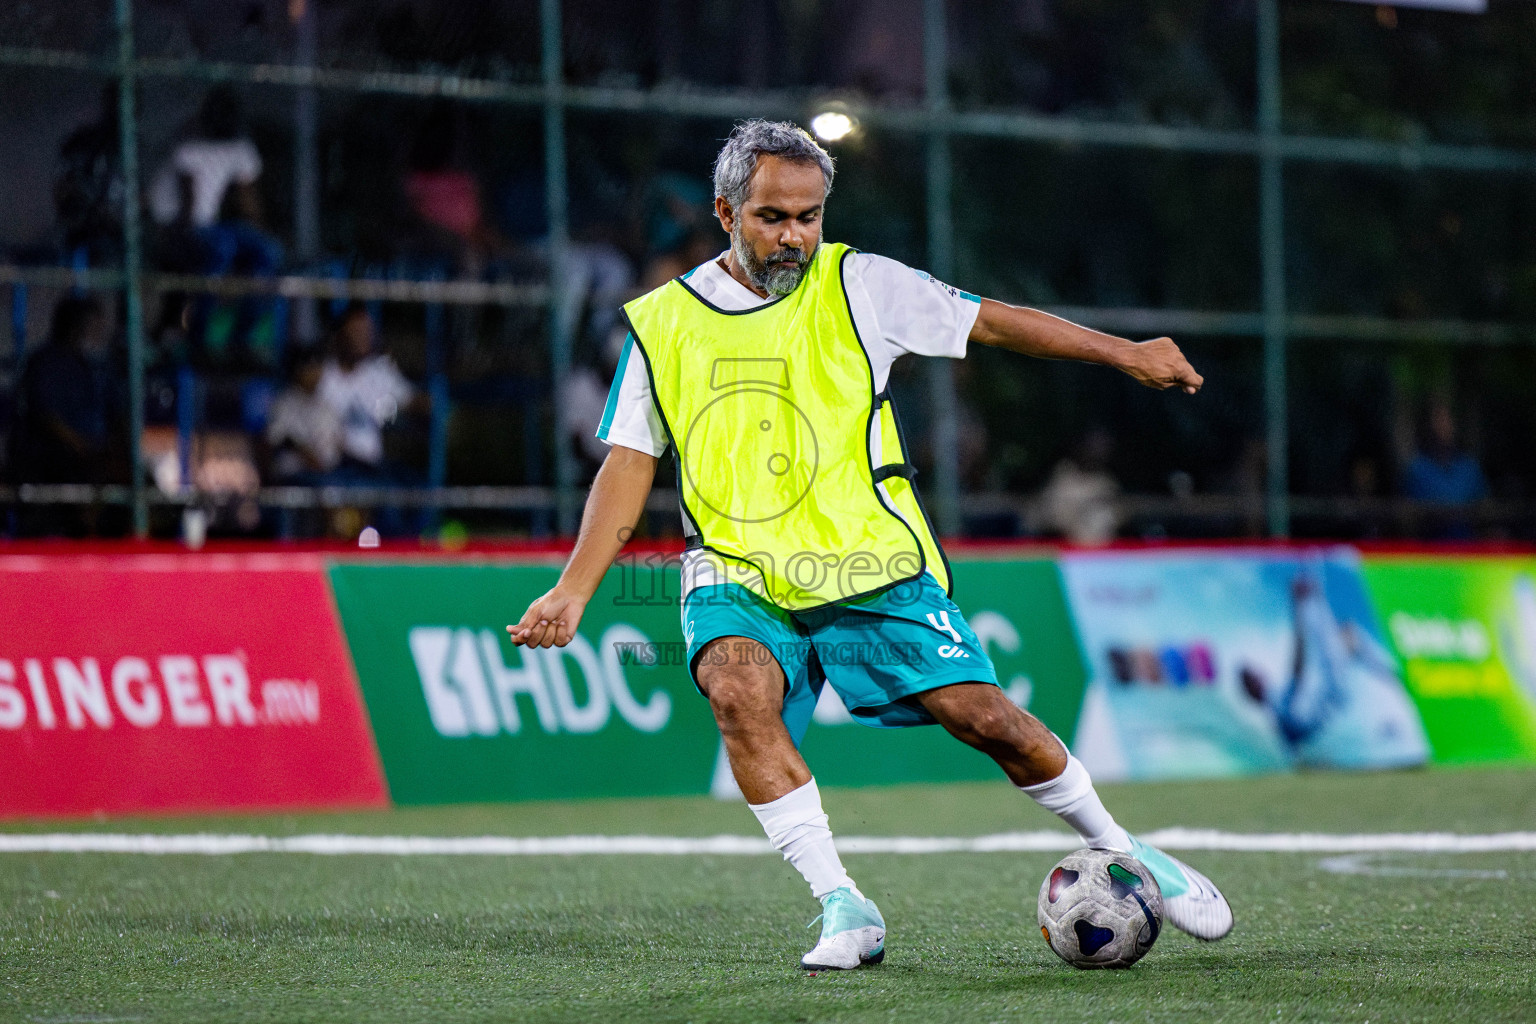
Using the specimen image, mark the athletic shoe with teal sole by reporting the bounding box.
[1125,835,1234,941]
[801,887,886,970]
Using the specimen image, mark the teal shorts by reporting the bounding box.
[681,572,999,745]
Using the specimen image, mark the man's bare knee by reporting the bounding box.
[965,699,1024,746]
[695,637,784,731]
[706,671,782,727]
[924,684,1019,736]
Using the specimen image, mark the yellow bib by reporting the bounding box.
[622,243,951,611]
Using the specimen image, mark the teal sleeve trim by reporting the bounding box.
[959,290,981,303]
[597,333,635,440]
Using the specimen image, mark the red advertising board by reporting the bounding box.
[0,554,388,817]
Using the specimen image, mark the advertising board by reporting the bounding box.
[1059,549,1429,781]
[1361,556,1536,763]
[0,555,388,817]
[9,545,1535,816]
[330,556,1087,802]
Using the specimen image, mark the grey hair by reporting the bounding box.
[712,119,835,209]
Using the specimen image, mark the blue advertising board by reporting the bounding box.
[1059,548,1429,781]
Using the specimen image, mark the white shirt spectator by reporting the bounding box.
[317,355,417,467]
[266,388,344,478]
[561,365,613,465]
[1039,459,1121,546]
[149,138,262,227]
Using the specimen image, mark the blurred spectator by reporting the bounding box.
[1039,427,1121,545]
[318,304,428,477]
[53,85,124,265]
[1348,453,1386,541]
[641,229,720,291]
[6,295,128,537]
[496,165,635,348]
[560,361,611,480]
[1401,401,1487,505]
[149,86,282,362]
[315,305,433,537]
[635,178,715,331]
[1217,437,1268,538]
[10,296,124,487]
[265,348,343,483]
[951,361,993,494]
[402,102,504,274]
[644,172,714,261]
[189,431,262,533]
[1350,455,1382,500]
[561,325,631,479]
[561,240,634,346]
[150,87,265,233]
[1401,400,1487,539]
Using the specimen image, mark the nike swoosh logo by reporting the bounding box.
[1177,876,1224,902]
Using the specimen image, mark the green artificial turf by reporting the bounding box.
[3,765,1534,1023]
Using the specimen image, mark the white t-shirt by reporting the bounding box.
[561,365,614,464]
[317,355,417,467]
[266,388,344,477]
[596,249,982,595]
[149,138,263,227]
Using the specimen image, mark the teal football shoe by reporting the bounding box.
[1125,835,1234,941]
[801,887,886,970]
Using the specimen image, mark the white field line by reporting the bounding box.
[0,829,1534,856]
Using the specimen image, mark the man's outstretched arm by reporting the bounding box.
[969,299,1204,394]
[507,443,659,648]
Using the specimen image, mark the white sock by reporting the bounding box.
[1020,742,1132,853]
[749,778,861,900]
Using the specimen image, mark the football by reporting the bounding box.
[1037,849,1164,969]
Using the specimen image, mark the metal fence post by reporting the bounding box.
[541,0,577,537]
[115,0,148,538]
[292,0,321,346]
[924,0,961,537]
[9,284,25,379]
[1258,0,1290,537]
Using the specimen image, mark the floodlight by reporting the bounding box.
[811,110,857,142]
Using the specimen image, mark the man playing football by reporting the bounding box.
[509,119,1232,970]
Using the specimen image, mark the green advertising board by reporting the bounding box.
[329,556,1088,804]
[329,559,716,804]
[1361,556,1536,764]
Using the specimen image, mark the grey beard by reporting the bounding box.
[762,262,805,296]
[732,226,811,296]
